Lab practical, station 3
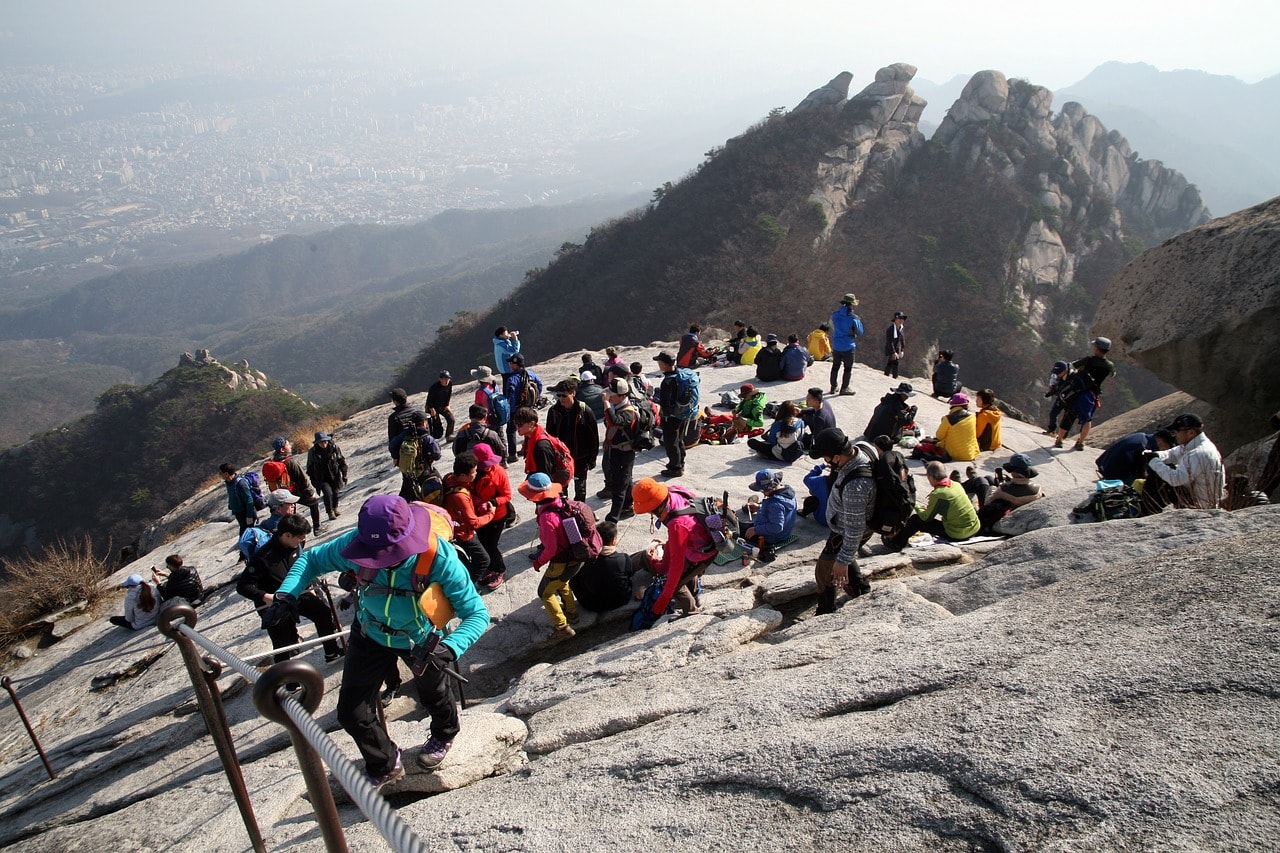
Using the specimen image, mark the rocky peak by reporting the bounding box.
[806,63,928,241]
[177,348,270,392]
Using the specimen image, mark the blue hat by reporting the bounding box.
[272,436,288,451]
[314,431,332,442]
[1005,453,1038,478]
[749,469,784,492]
[122,574,143,588]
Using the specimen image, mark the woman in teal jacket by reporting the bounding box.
[272,495,489,786]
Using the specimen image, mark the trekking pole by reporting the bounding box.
[1,675,56,781]
[157,600,266,853]
[318,579,347,653]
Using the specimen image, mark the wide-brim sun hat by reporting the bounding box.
[518,472,563,502]
[749,469,784,492]
[1005,453,1039,478]
[630,478,670,514]
[340,495,435,570]
[470,366,496,382]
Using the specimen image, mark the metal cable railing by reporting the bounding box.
[158,599,427,853]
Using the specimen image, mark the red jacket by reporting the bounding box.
[442,473,495,541]
[472,464,513,524]
[652,488,716,614]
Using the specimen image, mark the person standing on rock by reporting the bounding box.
[425,370,456,442]
[220,463,259,540]
[264,437,323,535]
[471,443,514,590]
[655,351,699,478]
[601,377,639,524]
[386,388,424,462]
[809,428,875,614]
[492,326,521,374]
[264,495,489,787]
[829,293,863,396]
[546,378,600,503]
[306,431,348,521]
[453,404,509,462]
[884,311,907,378]
[1054,337,1116,451]
[1141,413,1226,512]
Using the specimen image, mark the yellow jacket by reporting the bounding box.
[975,406,1003,451]
[936,407,979,462]
[739,335,763,366]
[807,328,832,361]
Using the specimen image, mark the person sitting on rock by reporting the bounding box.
[935,393,980,462]
[863,382,917,444]
[742,469,797,563]
[807,322,832,362]
[754,334,785,382]
[1141,413,1226,512]
[977,453,1043,534]
[1097,430,1175,485]
[630,478,718,623]
[781,334,814,381]
[725,320,748,364]
[748,400,808,464]
[738,326,763,366]
[705,383,767,440]
[886,461,981,550]
[568,520,635,613]
[974,388,1003,451]
[677,324,716,368]
[155,553,203,605]
[799,387,838,450]
[931,349,960,398]
[109,574,161,631]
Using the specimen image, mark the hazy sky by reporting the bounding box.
[5,0,1279,91]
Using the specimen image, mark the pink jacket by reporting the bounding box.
[652,489,716,614]
[532,499,570,570]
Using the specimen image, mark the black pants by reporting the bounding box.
[266,592,340,663]
[234,513,256,536]
[830,349,854,392]
[572,455,593,502]
[476,519,508,577]
[298,496,322,531]
[454,536,489,581]
[438,409,456,438]
[884,357,900,378]
[606,448,635,523]
[316,480,341,518]
[661,416,687,473]
[336,625,458,777]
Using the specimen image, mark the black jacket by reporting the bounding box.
[546,400,600,465]
[159,566,204,603]
[425,381,453,413]
[755,345,784,382]
[864,394,915,442]
[237,538,301,605]
[569,549,634,613]
[306,441,348,488]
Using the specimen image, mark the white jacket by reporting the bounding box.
[1149,431,1225,509]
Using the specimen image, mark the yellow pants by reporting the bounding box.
[538,562,581,630]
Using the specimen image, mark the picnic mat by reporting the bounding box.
[714,533,800,566]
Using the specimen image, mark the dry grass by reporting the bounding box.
[289,415,344,455]
[0,536,112,650]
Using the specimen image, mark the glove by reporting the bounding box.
[339,594,354,611]
[430,643,456,671]
[259,592,298,630]
[1141,450,1158,462]
[337,572,357,592]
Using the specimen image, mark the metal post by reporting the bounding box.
[318,579,348,653]
[252,660,349,853]
[158,601,267,853]
[1,675,56,781]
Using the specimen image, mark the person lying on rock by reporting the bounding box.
[263,495,489,789]
[885,461,981,551]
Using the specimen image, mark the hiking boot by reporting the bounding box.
[333,508,341,518]
[618,508,636,520]
[483,571,506,590]
[417,737,452,770]
[1053,439,1064,449]
[839,388,856,396]
[549,625,576,642]
[566,609,580,624]
[596,487,613,500]
[1074,442,1085,451]
[815,588,838,615]
[379,686,398,707]
[367,749,404,790]
[326,510,336,521]
[847,574,872,598]
[324,648,345,663]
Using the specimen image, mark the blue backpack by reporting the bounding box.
[484,385,511,427]
[672,368,700,421]
[238,527,272,563]
[241,472,266,511]
[631,575,670,630]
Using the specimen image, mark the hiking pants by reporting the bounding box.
[572,454,593,503]
[538,561,581,630]
[670,557,713,614]
[336,626,458,778]
[606,448,635,524]
[830,349,854,393]
[234,513,256,537]
[453,536,489,582]
[476,521,507,578]
[316,480,341,518]
[266,592,341,663]
[661,416,688,473]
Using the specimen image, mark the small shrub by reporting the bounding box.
[0,536,111,649]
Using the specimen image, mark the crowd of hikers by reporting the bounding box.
[111,297,1229,791]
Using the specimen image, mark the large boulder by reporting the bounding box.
[1095,196,1280,447]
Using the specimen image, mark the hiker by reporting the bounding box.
[677,324,714,368]
[306,431,348,521]
[453,403,508,462]
[726,321,748,365]
[886,461,981,550]
[569,519,635,613]
[492,326,521,373]
[521,473,588,641]
[748,400,808,464]
[601,377,639,523]
[515,406,572,489]
[470,443,513,589]
[1053,337,1116,451]
[1097,430,1175,485]
[259,488,299,533]
[960,466,995,510]
[578,353,604,386]
[754,334,785,382]
[1043,361,1071,434]
[868,434,917,540]
[441,452,495,583]
[863,383,917,444]
[781,333,814,381]
[974,389,1003,451]
[545,378,600,502]
[809,428,875,614]
[265,437,324,534]
[931,350,960,398]
[977,453,1043,533]
[504,353,543,462]
[425,370,456,442]
[264,495,489,785]
[807,323,832,362]
[935,393,980,462]
[220,462,259,539]
[742,469,797,563]
[386,388,424,461]
[654,351,699,478]
[109,574,161,630]
[798,387,837,449]
[602,346,626,373]
[884,311,907,378]
[628,361,654,400]
[575,371,606,421]
[1141,413,1226,511]
[237,514,343,664]
[738,326,763,366]
[630,478,718,618]
[155,554,203,605]
[704,383,766,439]
[829,293,863,396]
[397,411,443,503]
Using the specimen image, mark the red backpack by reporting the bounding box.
[543,434,575,486]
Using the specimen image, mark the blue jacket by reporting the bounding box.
[225,476,256,517]
[1096,432,1158,485]
[802,464,831,529]
[754,486,797,543]
[780,343,812,381]
[830,305,863,351]
[277,530,489,657]
[493,336,522,373]
[504,369,543,410]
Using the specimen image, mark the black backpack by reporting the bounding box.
[666,487,739,553]
[860,443,914,532]
[1086,484,1141,521]
[632,402,657,451]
